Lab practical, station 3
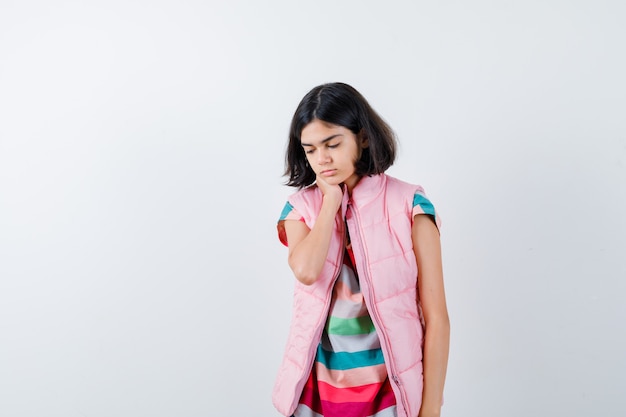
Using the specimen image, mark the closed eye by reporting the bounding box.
[302,139,340,154]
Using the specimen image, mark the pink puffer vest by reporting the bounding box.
[273,174,428,417]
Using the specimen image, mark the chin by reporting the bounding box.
[326,178,345,186]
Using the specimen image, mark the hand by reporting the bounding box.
[418,403,442,417]
[418,409,441,417]
[316,175,343,211]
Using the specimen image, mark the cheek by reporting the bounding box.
[304,155,317,171]
[351,147,362,164]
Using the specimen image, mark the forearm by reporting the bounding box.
[288,196,339,285]
[419,316,450,417]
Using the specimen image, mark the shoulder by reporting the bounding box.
[288,182,319,199]
[280,184,325,228]
[382,174,441,227]
[278,185,319,246]
[383,174,426,196]
[287,183,322,208]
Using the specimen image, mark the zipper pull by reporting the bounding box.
[345,200,352,220]
[341,192,350,220]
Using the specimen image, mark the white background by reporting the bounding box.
[1,1,625,416]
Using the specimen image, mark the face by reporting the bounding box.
[300,119,368,192]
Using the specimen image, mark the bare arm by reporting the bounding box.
[284,178,343,285]
[413,214,450,417]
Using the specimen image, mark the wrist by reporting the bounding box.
[322,194,342,211]
[418,405,441,417]
[418,411,441,417]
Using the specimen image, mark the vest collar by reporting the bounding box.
[349,174,386,207]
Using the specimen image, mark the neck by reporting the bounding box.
[343,175,362,196]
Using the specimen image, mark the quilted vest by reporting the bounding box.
[273,174,428,417]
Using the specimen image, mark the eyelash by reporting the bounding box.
[305,143,339,154]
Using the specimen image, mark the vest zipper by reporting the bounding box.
[347,202,410,417]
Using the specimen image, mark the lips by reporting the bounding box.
[320,169,337,176]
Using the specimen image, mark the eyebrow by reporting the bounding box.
[301,134,342,147]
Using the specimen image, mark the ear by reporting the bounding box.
[358,129,369,149]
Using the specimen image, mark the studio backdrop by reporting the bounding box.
[0,1,624,416]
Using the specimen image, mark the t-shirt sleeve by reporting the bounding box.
[277,201,305,247]
[412,190,442,231]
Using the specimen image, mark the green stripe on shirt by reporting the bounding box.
[326,315,376,336]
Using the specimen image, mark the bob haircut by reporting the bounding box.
[285,82,397,188]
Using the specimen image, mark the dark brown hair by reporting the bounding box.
[284,82,397,188]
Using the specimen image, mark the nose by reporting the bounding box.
[317,148,331,165]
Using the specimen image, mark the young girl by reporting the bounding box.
[273,83,449,417]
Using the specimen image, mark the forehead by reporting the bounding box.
[301,120,348,144]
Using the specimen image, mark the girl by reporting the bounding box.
[273,83,449,417]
